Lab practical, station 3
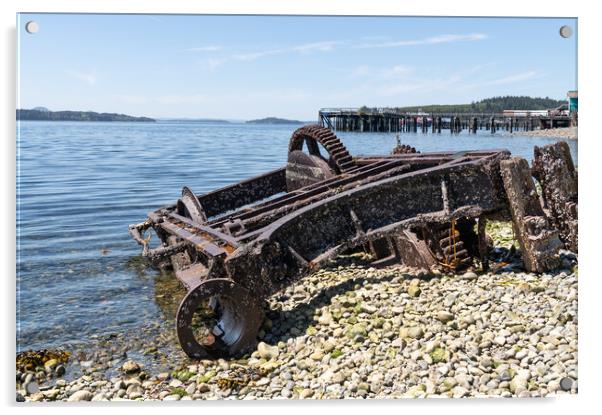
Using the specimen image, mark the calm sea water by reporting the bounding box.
[16,121,578,351]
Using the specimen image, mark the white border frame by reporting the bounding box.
[3,2,598,414]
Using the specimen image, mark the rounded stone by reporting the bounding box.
[25,381,39,395]
[257,342,280,360]
[121,360,141,374]
[55,365,66,377]
[437,311,455,323]
[68,390,94,402]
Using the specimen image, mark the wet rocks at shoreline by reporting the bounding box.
[16,223,578,401]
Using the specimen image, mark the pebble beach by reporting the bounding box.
[514,127,577,140]
[16,223,578,401]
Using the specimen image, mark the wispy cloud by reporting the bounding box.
[233,49,284,61]
[67,70,97,86]
[482,71,539,86]
[233,40,340,62]
[355,33,487,49]
[347,62,535,99]
[206,58,226,70]
[292,41,339,53]
[185,45,223,52]
[349,64,413,80]
[227,33,486,64]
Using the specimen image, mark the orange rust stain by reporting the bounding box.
[222,245,236,254]
[176,221,236,255]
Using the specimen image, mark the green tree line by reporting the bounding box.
[359,96,566,114]
[17,109,155,122]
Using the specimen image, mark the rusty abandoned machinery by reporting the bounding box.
[129,125,577,359]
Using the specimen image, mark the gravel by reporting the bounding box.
[514,127,577,140]
[15,225,578,401]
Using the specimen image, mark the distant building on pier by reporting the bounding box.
[567,90,578,114]
[502,110,548,117]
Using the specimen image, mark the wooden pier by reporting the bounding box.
[319,108,573,133]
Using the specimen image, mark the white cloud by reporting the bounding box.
[355,33,488,49]
[349,64,413,80]
[292,41,339,53]
[67,70,97,86]
[349,65,373,78]
[233,49,284,61]
[382,65,413,79]
[348,63,537,99]
[233,40,340,62]
[185,45,223,52]
[206,58,225,70]
[483,71,539,86]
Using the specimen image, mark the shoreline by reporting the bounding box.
[16,223,578,401]
[512,127,577,140]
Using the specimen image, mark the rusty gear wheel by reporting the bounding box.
[288,125,356,174]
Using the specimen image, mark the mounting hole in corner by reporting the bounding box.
[25,21,39,34]
[559,25,573,39]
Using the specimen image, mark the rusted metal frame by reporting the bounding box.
[209,158,394,227]
[355,155,458,166]
[210,159,411,230]
[166,211,240,247]
[226,161,421,237]
[307,206,487,270]
[159,221,227,258]
[175,263,210,291]
[261,161,500,251]
[225,205,491,298]
[147,211,163,223]
[196,167,287,218]
[144,241,188,260]
[357,150,508,165]
[231,158,508,247]
[358,149,505,160]
[210,152,502,232]
[253,151,492,224]
[236,153,507,240]
[224,159,507,295]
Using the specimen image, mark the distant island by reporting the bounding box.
[246,117,307,125]
[17,108,155,122]
[159,118,231,123]
[358,96,567,114]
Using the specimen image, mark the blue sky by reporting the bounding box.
[17,14,577,120]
